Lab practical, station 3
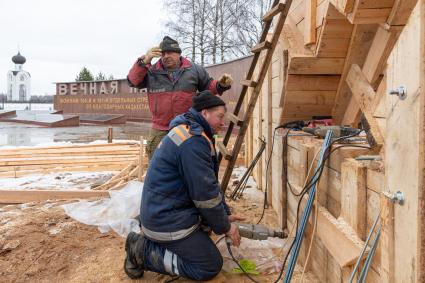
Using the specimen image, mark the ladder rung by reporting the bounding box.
[216,141,232,160]
[227,113,244,127]
[240,80,257,87]
[262,3,286,22]
[251,41,272,53]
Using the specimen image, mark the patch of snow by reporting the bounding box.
[0,171,115,191]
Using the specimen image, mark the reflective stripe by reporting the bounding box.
[172,253,179,275]
[168,125,192,146]
[164,249,173,274]
[141,220,200,241]
[193,192,223,209]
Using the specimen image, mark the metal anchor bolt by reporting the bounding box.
[388,85,407,100]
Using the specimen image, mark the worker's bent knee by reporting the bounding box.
[191,253,223,281]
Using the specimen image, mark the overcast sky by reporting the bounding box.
[0,0,166,95]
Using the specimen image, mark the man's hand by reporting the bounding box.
[225,223,241,247]
[144,47,162,64]
[218,73,233,88]
[228,215,246,222]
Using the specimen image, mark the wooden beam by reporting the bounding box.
[332,24,377,124]
[262,2,285,22]
[288,56,345,75]
[251,41,272,53]
[286,75,341,91]
[330,0,356,14]
[240,80,257,87]
[0,190,109,204]
[387,0,419,25]
[380,192,395,282]
[294,190,366,267]
[362,25,403,84]
[341,159,367,240]
[216,141,232,160]
[304,0,317,45]
[226,113,244,127]
[345,64,384,145]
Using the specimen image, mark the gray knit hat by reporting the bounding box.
[159,36,182,53]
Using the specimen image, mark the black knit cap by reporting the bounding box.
[160,36,182,54]
[193,90,226,111]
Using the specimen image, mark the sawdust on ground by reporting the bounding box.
[0,179,318,283]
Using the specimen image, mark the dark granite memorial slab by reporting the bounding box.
[0,111,79,127]
[79,114,127,124]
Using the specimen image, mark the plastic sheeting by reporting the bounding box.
[62,181,143,237]
[216,237,291,274]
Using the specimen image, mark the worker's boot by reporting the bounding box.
[124,232,145,279]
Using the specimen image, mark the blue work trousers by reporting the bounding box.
[143,230,223,281]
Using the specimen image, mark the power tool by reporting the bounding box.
[302,125,360,139]
[234,222,287,240]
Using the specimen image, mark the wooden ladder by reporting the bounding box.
[217,0,292,192]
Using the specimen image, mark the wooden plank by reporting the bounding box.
[284,90,336,105]
[304,0,317,45]
[288,56,345,74]
[226,113,244,126]
[362,25,403,84]
[367,169,385,193]
[332,24,377,124]
[240,80,257,87]
[216,141,231,160]
[380,192,395,282]
[263,2,286,22]
[348,8,392,24]
[345,64,384,145]
[0,190,109,204]
[357,0,395,9]
[0,155,137,166]
[286,75,340,90]
[316,38,351,57]
[330,0,356,13]
[387,0,419,25]
[341,159,367,240]
[251,40,272,53]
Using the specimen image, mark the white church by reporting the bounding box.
[7,52,31,101]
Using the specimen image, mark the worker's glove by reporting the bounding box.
[225,223,241,247]
[217,73,233,94]
[143,47,162,64]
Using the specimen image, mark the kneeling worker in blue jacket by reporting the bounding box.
[124,90,243,281]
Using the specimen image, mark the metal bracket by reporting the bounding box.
[383,190,405,205]
[388,85,407,100]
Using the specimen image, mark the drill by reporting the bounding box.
[302,125,360,139]
[234,222,287,240]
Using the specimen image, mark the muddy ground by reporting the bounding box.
[0,178,317,283]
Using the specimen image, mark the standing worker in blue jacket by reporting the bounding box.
[127,36,233,160]
[123,91,243,281]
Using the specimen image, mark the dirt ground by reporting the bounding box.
[0,176,317,283]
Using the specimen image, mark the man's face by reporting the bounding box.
[202,106,226,134]
[161,51,181,69]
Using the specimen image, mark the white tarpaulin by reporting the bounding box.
[62,181,143,237]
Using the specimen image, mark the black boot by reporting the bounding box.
[124,232,145,279]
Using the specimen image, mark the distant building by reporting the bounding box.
[7,52,31,101]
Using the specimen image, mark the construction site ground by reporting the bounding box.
[0,167,318,283]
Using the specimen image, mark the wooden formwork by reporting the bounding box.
[245,0,425,281]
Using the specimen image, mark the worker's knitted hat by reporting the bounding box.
[193,90,226,111]
[160,36,182,54]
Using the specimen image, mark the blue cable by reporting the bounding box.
[283,130,333,282]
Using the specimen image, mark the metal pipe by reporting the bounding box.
[358,226,381,283]
[283,130,333,282]
[348,212,381,282]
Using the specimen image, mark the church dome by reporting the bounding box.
[12,52,26,64]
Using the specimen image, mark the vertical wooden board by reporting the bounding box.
[326,252,342,282]
[380,192,395,282]
[304,0,317,45]
[271,133,283,220]
[385,3,422,281]
[310,237,328,282]
[341,159,367,240]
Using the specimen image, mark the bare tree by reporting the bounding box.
[163,0,272,65]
